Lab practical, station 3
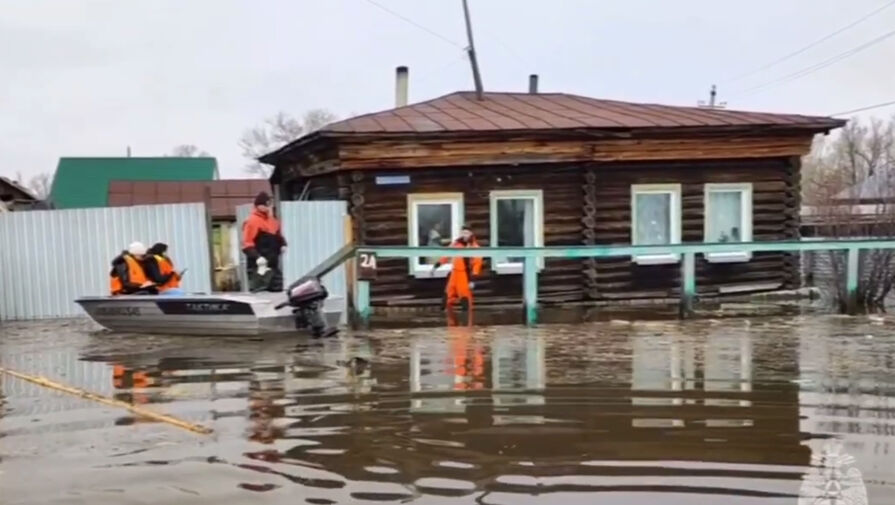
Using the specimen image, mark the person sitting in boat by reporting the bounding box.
[242,191,286,292]
[142,242,185,296]
[110,242,157,295]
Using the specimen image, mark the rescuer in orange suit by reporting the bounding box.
[110,242,157,295]
[432,225,483,311]
[142,242,185,295]
[243,192,287,292]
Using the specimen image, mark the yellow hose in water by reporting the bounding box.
[0,367,213,435]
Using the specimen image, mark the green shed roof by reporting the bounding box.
[50,157,218,209]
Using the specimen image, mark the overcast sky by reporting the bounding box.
[2,0,894,180]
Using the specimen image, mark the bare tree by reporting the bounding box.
[239,109,338,178]
[803,116,895,312]
[170,144,211,157]
[13,171,52,200]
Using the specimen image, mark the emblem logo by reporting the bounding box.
[798,438,868,505]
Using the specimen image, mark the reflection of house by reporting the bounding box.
[107,179,270,291]
[263,71,843,308]
[0,176,40,212]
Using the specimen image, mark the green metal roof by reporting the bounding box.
[50,157,218,209]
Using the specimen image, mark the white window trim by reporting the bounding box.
[631,184,682,265]
[407,193,464,278]
[704,183,753,263]
[489,189,545,275]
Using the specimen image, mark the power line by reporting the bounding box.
[361,0,464,48]
[832,99,895,116]
[732,27,895,97]
[725,0,895,83]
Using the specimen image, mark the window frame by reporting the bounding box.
[407,192,464,278]
[489,189,545,275]
[630,183,682,265]
[703,183,753,263]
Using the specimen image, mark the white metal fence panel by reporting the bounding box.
[0,203,211,320]
[235,201,348,320]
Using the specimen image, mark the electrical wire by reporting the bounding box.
[832,99,895,116]
[361,0,464,48]
[724,0,895,83]
[732,27,895,97]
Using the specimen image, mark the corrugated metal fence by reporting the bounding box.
[237,201,348,318]
[0,203,212,320]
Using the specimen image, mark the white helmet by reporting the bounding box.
[128,241,147,256]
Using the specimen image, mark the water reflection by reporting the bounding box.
[1,317,894,503]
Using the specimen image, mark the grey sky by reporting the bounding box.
[2,0,893,179]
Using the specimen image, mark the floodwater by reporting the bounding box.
[1,316,894,504]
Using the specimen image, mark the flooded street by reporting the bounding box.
[1,316,894,504]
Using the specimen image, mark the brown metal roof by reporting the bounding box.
[108,179,270,219]
[322,91,843,134]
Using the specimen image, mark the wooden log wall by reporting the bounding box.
[282,156,800,306]
[587,158,799,300]
[355,165,585,306]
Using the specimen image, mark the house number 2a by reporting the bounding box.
[358,252,378,280]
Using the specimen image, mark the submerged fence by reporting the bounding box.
[0,203,212,320]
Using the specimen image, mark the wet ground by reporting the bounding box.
[1,316,894,504]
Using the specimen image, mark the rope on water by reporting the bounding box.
[0,367,213,435]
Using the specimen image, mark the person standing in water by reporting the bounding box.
[242,191,287,292]
[432,225,483,312]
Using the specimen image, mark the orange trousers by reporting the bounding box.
[444,269,473,309]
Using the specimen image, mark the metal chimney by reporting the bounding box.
[395,66,409,107]
[529,74,539,94]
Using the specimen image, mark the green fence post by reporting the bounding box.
[846,247,859,314]
[355,280,371,326]
[679,252,696,318]
[523,255,538,326]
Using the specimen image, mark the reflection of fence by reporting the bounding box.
[0,203,212,320]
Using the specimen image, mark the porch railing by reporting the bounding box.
[306,239,895,326]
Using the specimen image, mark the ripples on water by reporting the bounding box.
[0,316,894,504]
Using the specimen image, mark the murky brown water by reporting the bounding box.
[1,316,894,504]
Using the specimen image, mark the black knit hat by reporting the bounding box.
[254,191,271,206]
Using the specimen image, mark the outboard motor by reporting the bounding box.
[279,276,338,338]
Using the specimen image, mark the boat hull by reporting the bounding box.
[75,293,343,336]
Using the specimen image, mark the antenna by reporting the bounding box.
[461,0,484,100]
[697,84,727,109]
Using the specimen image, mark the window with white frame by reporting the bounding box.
[490,190,544,274]
[407,193,463,277]
[704,183,752,263]
[631,184,681,265]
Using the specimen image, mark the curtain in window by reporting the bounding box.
[634,193,671,245]
[706,191,742,243]
[497,198,534,263]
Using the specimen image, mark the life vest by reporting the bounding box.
[110,254,149,295]
[441,239,483,275]
[154,254,180,291]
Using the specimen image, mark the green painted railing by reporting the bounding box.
[307,239,895,326]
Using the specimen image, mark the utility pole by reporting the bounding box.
[462,0,484,100]
[698,84,727,109]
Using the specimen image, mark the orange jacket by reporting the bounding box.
[242,209,286,259]
[154,255,180,291]
[110,253,151,295]
[440,238,483,276]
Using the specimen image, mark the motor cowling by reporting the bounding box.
[286,276,329,307]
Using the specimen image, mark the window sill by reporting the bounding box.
[493,263,545,275]
[706,252,752,264]
[412,264,452,279]
[633,254,680,266]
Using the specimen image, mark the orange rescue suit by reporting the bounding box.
[110,254,149,295]
[154,255,180,292]
[439,238,483,309]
